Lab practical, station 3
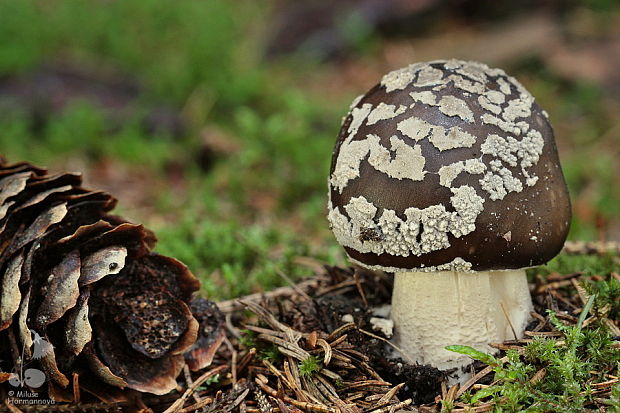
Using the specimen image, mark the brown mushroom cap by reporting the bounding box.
[328,60,571,272]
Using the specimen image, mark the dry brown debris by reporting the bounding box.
[3,222,619,411]
[153,251,618,413]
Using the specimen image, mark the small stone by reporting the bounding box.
[342,314,354,323]
[370,317,394,338]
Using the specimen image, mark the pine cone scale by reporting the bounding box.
[0,250,25,330]
[83,344,128,388]
[0,159,226,401]
[94,321,185,395]
[34,249,81,330]
[63,288,92,356]
[0,171,33,209]
[0,202,68,266]
[39,347,70,387]
[79,245,127,286]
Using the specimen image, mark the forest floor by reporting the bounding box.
[1,1,619,411]
[9,245,619,412]
[0,0,619,301]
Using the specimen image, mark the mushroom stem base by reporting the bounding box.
[391,269,532,383]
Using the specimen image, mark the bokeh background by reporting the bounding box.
[1,0,618,299]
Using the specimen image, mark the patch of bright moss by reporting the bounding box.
[529,252,619,279]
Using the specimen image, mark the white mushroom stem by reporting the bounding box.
[390,269,532,383]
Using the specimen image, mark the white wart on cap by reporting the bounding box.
[328,59,571,272]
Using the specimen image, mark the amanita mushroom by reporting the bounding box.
[327,60,571,380]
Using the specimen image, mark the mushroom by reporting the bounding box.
[327,60,571,381]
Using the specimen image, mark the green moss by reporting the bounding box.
[448,284,620,412]
[529,253,619,280]
[155,213,322,300]
[585,277,620,321]
[298,356,321,378]
[239,329,281,363]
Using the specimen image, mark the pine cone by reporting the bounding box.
[0,159,222,401]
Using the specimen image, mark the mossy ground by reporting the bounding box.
[0,0,618,301]
[0,2,619,409]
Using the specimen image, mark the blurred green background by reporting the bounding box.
[1,0,618,299]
